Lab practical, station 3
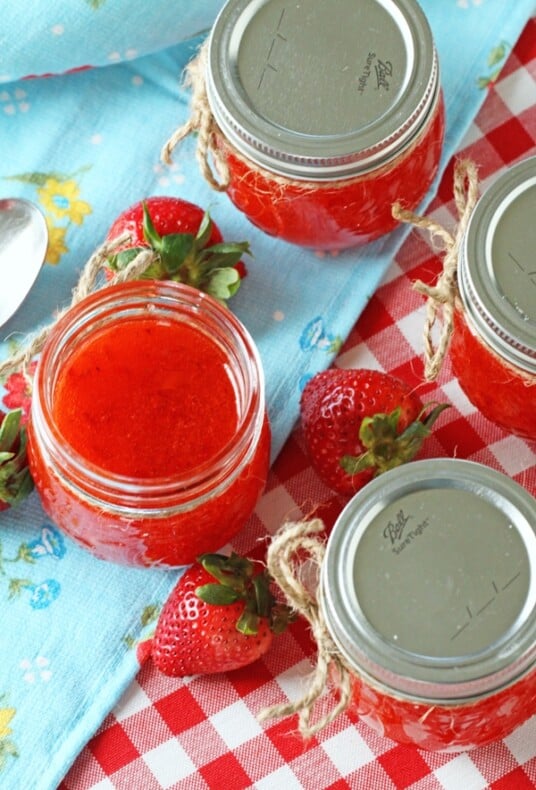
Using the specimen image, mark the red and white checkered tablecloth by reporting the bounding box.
[60,18,536,790]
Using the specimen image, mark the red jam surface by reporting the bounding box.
[28,317,270,567]
[450,306,536,441]
[53,320,238,478]
[217,95,445,250]
[349,664,536,751]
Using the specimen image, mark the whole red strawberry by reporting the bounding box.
[0,408,34,511]
[105,196,250,304]
[151,552,292,677]
[300,368,448,497]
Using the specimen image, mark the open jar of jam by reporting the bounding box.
[27,281,270,568]
[196,0,445,249]
[321,459,536,751]
[450,157,536,441]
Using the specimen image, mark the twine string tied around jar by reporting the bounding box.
[161,42,230,192]
[0,235,155,385]
[392,158,480,381]
[258,518,353,738]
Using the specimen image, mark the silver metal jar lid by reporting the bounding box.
[321,459,536,702]
[458,156,536,373]
[206,0,439,180]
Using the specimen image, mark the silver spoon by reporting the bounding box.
[0,198,48,328]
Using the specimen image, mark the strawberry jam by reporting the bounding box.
[215,99,445,249]
[53,320,238,478]
[450,305,536,441]
[321,460,536,750]
[450,157,536,440]
[198,0,445,249]
[28,281,270,567]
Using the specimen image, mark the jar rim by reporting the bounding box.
[206,0,440,180]
[31,280,266,510]
[320,459,536,702]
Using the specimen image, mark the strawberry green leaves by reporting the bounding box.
[341,402,450,477]
[195,552,294,637]
[0,409,34,510]
[106,201,250,305]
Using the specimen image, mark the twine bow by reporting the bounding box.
[161,42,230,191]
[392,158,480,381]
[258,518,353,738]
[0,236,154,385]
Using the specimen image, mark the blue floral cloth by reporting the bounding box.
[0,2,534,788]
[0,0,223,83]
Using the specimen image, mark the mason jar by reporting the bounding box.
[321,459,536,751]
[450,156,536,441]
[27,281,270,567]
[203,0,445,249]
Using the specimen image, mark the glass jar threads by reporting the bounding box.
[321,459,536,751]
[27,281,270,568]
[172,0,445,250]
[450,156,536,441]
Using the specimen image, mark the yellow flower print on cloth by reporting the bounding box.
[4,169,92,266]
[37,177,91,225]
[44,216,68,265]
[0,701,18,772]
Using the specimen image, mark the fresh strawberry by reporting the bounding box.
[0,408,34,511]
[151,552,293,677]
[105,196,250,304]
[300,368,448,497]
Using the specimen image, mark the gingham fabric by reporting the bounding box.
[59,17,536,790]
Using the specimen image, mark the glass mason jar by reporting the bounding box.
[450,156,536,441]
[204,0,445,250]
[321,459,536,751]
[28,281,270,568]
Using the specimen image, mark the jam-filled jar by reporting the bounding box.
[27,281,270,568]
[203,0,445,249]
[321,459,536,751]
[450,157,536,441]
